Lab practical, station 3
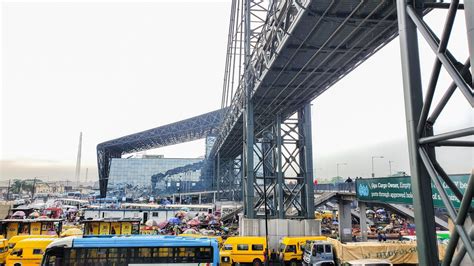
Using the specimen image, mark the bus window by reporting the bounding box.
[11,248,22,256]
[285,245,296,253]
[138,247,152,260]
[33,248,44,255]
[43,247,63,266]
[44,255,62,266]
[155,247,171,259]
[109,248,127,264]
[198,247,212,260]
[237,244,248,250]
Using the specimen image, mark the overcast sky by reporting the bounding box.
[1,0,472,183]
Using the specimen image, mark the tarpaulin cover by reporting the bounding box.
[327,238,446,264]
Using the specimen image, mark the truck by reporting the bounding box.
[302,238,447,265]
[278,236,327,266]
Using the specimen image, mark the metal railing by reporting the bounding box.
[314,182,355,193]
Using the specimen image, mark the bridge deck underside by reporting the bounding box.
[218,0,400,158]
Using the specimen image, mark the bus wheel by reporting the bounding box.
[290,259,299,266]
[253,259,262,266]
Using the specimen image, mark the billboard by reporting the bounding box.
[356,174,471,208]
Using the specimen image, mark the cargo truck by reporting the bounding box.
[302,238,446,265]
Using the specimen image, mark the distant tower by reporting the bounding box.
[74,132,82,186]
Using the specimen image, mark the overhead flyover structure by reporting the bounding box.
[97,109,225,197]
[214,0,418,219]
[213,0,472,264]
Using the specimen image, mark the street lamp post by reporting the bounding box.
[371,156,384,177]
[336,163,347,179]
[389,160,395,176]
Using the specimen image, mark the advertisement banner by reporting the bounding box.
[6,222,18,239]
[99,222,110,235]
[356,174,471,208]
[30,222,41,235]
[111,222,121,235]
[121,222,132,235]
[91,222,100,235]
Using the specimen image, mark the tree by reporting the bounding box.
[9,179,23,194]
[330,176,344,183]
[8,179,41,195]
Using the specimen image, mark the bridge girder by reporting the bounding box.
[397,0,473,264]
[97,109,225,197]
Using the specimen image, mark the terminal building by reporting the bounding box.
[108,156,204,192]
[104,136,216,199]
[96,109,223,198]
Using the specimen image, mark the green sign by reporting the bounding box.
[356,174,471,208]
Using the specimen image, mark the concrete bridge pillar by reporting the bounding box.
[338,199,352,243]
[359,201,368,241]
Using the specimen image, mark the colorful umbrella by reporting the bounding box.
[158,221,169,229]
[168,217,181,225]
[183,228,198,234]
[61,228,83,237]
[187,218,201,226]
[176,211,187,218]
[29,211,40,218]
[12,211,25,217]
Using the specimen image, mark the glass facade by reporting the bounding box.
[205,136,216,158]
[108,158,204,193]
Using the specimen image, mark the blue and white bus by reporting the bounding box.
[41,236,220,266]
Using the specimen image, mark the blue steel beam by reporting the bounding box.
[97,109,225,197]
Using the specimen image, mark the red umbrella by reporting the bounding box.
[158,221,168,229]
[187,218,201,226]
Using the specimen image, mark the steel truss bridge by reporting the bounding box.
[97,0,473,264]
[96,108,225,196]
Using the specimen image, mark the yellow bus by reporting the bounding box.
[6,238,54,266]
[278,236,327,266]
[0,238,8,265]
[7,235,57,251]
[220,236,266,266]
[315,210,334,220]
